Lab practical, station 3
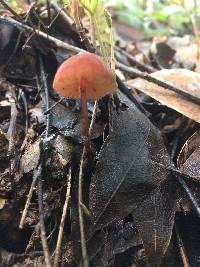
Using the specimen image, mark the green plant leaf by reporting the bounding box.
[80,0,98,14]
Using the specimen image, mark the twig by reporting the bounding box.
[0,0,22,20]
[37,53,52,266]
[175,223,190,267]
[116,76,148,115]
[39,54,51,139]
[116,61,200,105]
[47,2,64,30]
[38,174,53,267]
[25,208,51,253]
[6,102,18,156]
[115,47,156,73]
[17,88,28,134]
[78,153,89,267]
[172,168,200,186]
[53,169,72,267]
[43,97,65,115]
[80,201,91,218]
[19,165,42,229]
[46,0,51,26]
[50,1,75,30]
[0,15,84,53]
[2,15,200,106]
[89,101,98,136]
[149,161,200,218]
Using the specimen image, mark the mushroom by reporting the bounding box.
[53,52,116,155]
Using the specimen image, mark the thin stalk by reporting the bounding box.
[53,170,72,267]
[38,177,52,267]
[92,15,108,65]
[80,88,91,155]
[90,15,96,50]
[19,168,40,229]
[78,154,89,267]
[89,101,98,136]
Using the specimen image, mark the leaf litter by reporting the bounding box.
[1,1,200,267]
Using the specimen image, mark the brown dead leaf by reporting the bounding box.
[176,44,200,73]
[177,130,200,168]
[126,69,200,123]
[0,198,6,209]
[20,140,41,174]
[176,44,198,63]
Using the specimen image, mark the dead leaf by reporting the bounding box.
[176,44,198,64]
[132,178,178,266]
[175,130,200,213]
[177,130,200,168]
[150,42,176,68]
[0,198,6,209]
[89,102,175,265]
[89,107,172,229]
[127,69,200,123]
[51,102,104,142]
[20,140,41,174]
[50,135,74,163]
[176,44,200,73]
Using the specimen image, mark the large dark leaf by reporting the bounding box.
[132,177,178,266]
[89,106,172,230]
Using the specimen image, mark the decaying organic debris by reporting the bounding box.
[1,1,200,267]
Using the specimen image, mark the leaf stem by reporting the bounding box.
[92,15,108,65]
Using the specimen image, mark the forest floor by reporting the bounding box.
[1,2,200,267]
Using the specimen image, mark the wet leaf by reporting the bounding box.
[177,133,200,212]
[132,178,178,266]
[50,135,74,163]
[127,69,200,123]
[51,102,104,142]
[113,220,142,255]
[88,220,142,266]
[20,140,41,174]
[89,107,172,230]
[89,101,176,265]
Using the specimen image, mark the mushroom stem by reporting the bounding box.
[80,87,91,155]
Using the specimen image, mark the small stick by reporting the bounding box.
[38,177,53,267]
[80,88,91,156]
[116,75,148,115]
[46,0,51,26]
[53,169,72,267]
[115,46,157,73]
[39,54,50,139]
[2,15,200,105]
[116,61,200,105]
[43,97,65,115]
[143,160,200,217]
[89,101,98,136]
[6,102,18,156]
[19,166,41,229]
[171,168,200,186]
[78,153,89,267]
[0,0,22,20]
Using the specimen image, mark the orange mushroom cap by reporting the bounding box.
[53,52,116,100]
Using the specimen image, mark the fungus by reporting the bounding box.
[53,52,116,155]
